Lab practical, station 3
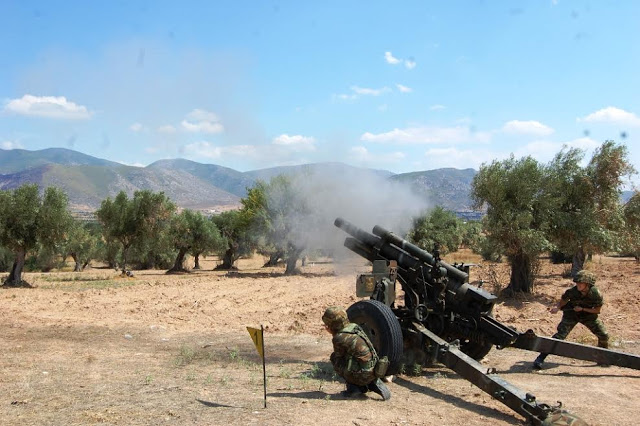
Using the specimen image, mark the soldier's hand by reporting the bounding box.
[549,306,559,314]
[573,306,582,312]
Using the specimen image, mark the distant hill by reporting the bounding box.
[147,158,254,198]
[0,148,241,212]
[1,147,481,214]
[0,147,119,174]
[390,168,477,211]
[244,162,394,182]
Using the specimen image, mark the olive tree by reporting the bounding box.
[242,175,313,275]
[471,156,551,293]
[96,190,175,273]
[211,209,253,270]
[167,209,223,273]
[622,191,640,260]
[0,184,72,286]
[62,220,100,272]
[408,206,463,256]
[545,141,635,275]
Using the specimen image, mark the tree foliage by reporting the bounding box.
[211,209,253,270]
[621,191,640,259]
[0,184,72,286]
[61,220,100,272]
[472,156,551,293]
[96,190,175,272]
[544,141,635,274]
[167,209,223,273]
[241,175,313,275]
[408,206,463,256]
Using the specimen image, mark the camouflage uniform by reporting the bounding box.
[322,306,378,386]
[330,323,379,386]
[534,270,609,369]
[553,283,609,347]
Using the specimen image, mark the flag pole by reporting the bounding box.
[261,324,267,408]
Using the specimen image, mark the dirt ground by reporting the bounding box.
[1,250,639,426]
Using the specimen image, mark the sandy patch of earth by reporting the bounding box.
[1,252,639,425]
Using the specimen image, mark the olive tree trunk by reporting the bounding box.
[506,250,534,294]
[4,248,26,287]
[571,247,586,277]
[215,248,238,270]
[168,247,189,273]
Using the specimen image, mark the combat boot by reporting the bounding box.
[367,378,391,401]
[533,353,547,370]
[341,382,367,398]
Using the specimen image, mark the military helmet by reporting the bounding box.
[573,270,596,286]
[322,306,349,332]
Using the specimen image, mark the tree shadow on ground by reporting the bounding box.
[222,271,336,279]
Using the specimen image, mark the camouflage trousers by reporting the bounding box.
[331,353,376,386]
[553,312,609,348]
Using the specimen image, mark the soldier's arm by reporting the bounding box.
[550,298,569,314]
[575,305,602,314]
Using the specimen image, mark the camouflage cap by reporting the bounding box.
[573,270,596,286]
[322,306,349,332]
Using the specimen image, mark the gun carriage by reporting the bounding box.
[335,217,640,425]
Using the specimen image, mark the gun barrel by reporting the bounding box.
[372,225,469,283]
[335,218,424,271]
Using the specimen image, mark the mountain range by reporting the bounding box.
[1,147,479,213]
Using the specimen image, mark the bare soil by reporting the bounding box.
[1,252,639,426]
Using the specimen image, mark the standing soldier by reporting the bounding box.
[533,270,610,369]
[322,306,391,400]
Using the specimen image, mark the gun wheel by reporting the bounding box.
[347,300,404,375]
[459,339,493,360]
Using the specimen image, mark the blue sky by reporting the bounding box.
[1,0,639,184]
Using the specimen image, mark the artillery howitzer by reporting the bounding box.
[335,217,640,425]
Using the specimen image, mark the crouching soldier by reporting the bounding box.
[322,306,391,400]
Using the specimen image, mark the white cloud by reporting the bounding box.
[130,122,144,132]
[396,84,412,93]
[185,109,219,122]
[577,106,640,127]
[1,140,24,150]
[181,120,224,134]
[384,51,401,65]
[502,120,554,136]
[4,94,92,119]
[351,86,391,96]
[157,125,177,134]
[429,104,446,111]
[333,93,358,101]
[181,108,224,134]
[117,160,145,167]
[272,134,316,151]
[361,125,492,145]
[562,136,600,151]
[182,141,255,160]
[422,147,491,169]
[384,51,416,69]
[349,146,406,164]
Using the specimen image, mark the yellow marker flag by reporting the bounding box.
[247,326,264,359]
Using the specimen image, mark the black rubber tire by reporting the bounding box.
[347,300,404,375]
[460,338,493,360]
[458,310,495,361]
